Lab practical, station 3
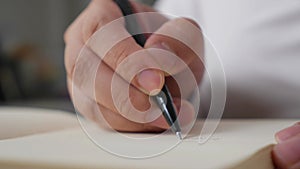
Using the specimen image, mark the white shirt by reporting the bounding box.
[156,0,300,118]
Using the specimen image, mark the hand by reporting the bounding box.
[64,0,204,132]
[273,122,300,169]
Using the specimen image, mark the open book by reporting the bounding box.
[0,107,297,169]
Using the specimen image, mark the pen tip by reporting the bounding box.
[176,132,183,140]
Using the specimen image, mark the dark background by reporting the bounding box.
[0,0,156,112]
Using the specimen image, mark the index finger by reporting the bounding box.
[87,12,168,95]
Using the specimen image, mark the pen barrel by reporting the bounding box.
[114,0,182,134]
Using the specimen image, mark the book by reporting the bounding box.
[0,107,298,169]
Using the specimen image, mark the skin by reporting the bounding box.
[64,0,300,168]
[273,122,300,169]
[64,0,203,131]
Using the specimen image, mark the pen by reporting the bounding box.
[113,0,182,140]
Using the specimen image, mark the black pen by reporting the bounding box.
[113,0,182,140]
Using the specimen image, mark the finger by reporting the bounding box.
[275,123,300,143]
[150,98,196,129]
[85,2,166,95]
[70,77,157,132]
[71,65,196,132]
[71,45,162,123]
[70,59,196,132]
[71,69,197,134]
[69,75,162,132]
[95,57,152,116]
[74,47,197,129]
[87,23,165,95]
[98,104,164,132]
[272,134,300,169]
[64,0,123,77]
[81,0,124,42]
[71,48,197,130]
[66,0,165,96]
[98,98,195,132]
[144,17,204,76]
[165,55,204,99]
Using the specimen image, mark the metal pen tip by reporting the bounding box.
[176,132,183,140]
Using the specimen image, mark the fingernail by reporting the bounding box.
[138,69,164,95]
[275,125,300,143]
[273,135,300,169]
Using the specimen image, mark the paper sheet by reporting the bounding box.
[0,107,298,169]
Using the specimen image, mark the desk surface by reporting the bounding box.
[0,107,298,169]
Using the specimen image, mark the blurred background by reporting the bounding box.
[0,0,155,112]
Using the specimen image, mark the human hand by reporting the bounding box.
[273,122,300,169]
[64,0,204,132]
